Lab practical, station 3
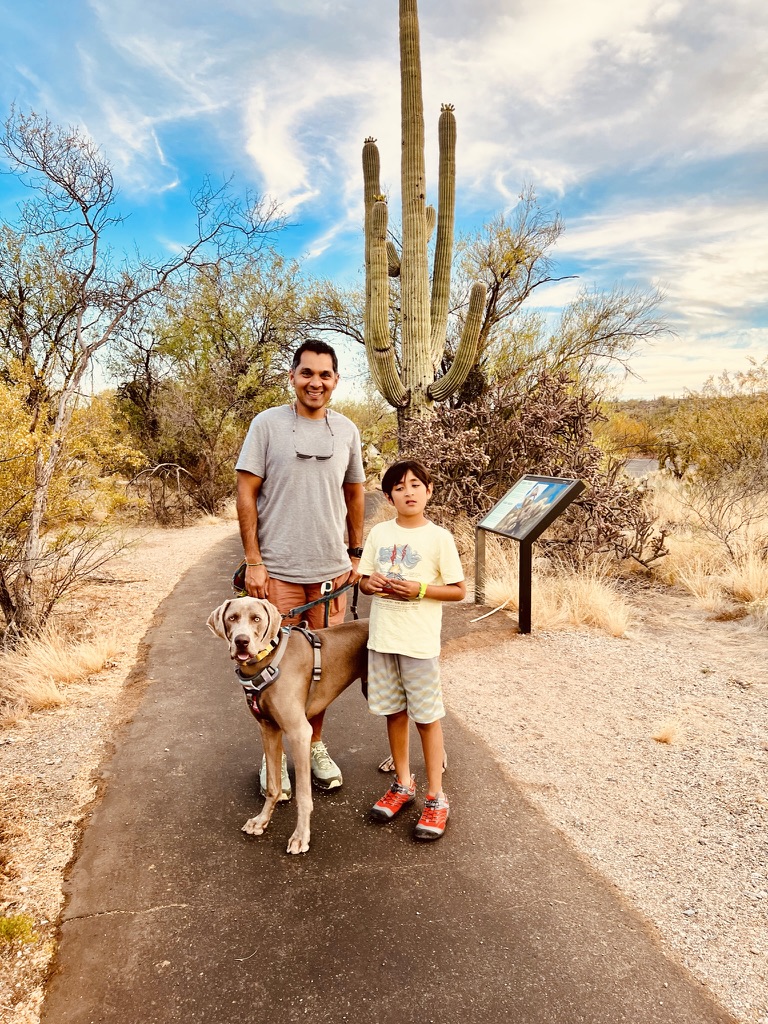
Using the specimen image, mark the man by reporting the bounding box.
[236,339,366,800]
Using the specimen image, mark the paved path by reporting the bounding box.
[41,534,736,1024]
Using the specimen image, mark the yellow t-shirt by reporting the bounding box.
[359,519,464,659]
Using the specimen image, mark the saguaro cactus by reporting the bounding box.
[363,0,486,422]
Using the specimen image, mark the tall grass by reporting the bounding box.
[0,627,119,723]
[481,535,631,636]
[647,472,768,627]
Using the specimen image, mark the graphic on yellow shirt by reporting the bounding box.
[379,542,422,582]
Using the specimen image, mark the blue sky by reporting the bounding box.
[1,0,766,400]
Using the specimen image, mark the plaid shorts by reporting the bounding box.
[367,650,445,725]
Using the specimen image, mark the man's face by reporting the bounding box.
[289,351,339,416]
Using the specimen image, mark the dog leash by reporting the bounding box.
[232,562,360,625]
[286,580,360,625]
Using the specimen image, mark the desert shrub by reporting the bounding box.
[670,360,768,482]
[398,369,667,566]
[0,914,36,947]
[648,473,768,626]
[0,383,136,634]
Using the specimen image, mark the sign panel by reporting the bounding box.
[478,475,585,544]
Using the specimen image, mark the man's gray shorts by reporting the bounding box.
[367,650,445,725]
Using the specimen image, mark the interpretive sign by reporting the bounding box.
[475,475,585,633]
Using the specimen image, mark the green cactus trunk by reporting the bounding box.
[362,0,486,426]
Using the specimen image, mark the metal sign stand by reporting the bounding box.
[474,475,586,635]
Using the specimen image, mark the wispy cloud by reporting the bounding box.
[0,0,765,398]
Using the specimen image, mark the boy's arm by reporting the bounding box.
[380,578,466,602]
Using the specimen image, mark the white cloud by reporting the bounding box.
[1,0,766,401]
[556,199,768,331]
[619,326,768,398]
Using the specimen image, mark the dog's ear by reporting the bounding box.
[206,600,231,639]
[263,600,283,644]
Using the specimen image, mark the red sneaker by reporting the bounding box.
[371,776,416,821]
[414,793,449,840]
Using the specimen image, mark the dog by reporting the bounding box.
[207,597,368,854]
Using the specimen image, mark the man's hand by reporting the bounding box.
[245,563,270,599]
[348,556,362,584]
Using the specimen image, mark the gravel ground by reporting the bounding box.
[442,595,768,1024]
[1,521,767,1023]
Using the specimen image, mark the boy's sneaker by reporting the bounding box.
[310,740,343,790]
[414,793,449,840]
[371,776,417,821]
[259,753,292,802]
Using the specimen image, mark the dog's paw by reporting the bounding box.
[286,830,310,855]
[242,815,269,835]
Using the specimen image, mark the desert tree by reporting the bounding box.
[112,254,303,515]
[0,107,281,634]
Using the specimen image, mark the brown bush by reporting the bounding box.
[398,369,667,566]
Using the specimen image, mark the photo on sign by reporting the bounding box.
[478,477,574,540]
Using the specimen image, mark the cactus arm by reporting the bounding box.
[425,205,436,241]
[368,199,409,407]
[429,104,456,370]
[428,282,486,402]
[386,240,401,277]
[363,137,381,354]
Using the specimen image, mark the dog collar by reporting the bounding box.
[239,633,282,674]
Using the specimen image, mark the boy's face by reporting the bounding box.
[386,470,433,518]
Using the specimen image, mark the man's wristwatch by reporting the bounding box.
[347,547,364,558]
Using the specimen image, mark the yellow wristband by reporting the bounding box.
[417,582,428,600]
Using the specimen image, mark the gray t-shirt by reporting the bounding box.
[236,404,366,584]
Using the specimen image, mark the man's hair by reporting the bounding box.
[381,459,433,497]
[291,339,338,373]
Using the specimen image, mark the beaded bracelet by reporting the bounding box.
[245,561,264,567]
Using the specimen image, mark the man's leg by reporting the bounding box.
[271,573,351,790]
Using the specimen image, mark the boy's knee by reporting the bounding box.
[415,718,442,732]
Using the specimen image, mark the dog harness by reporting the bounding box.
[235,624,322,722]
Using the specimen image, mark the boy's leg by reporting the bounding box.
[416,719,445,797]
[386,709,411,785]
[369,655,416,822]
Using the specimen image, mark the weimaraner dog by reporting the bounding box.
[207,597,368,854]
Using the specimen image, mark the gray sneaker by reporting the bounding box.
[259,752,292,801]
[310,740,343,791]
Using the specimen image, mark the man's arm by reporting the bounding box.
[342,481,366,579]
[236,470,269,598]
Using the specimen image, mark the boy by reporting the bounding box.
[358,460,466,840]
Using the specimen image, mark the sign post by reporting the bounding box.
[475,475,586,634]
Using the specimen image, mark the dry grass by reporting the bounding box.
[482,537,631,636]
[653,722,683,745]
[648,474,768,625]
[0,628,119,723]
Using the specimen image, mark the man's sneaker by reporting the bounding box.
[414,793,449,840]
[259,753,292,802]
[371,776,416,821]
[310,740,343,791]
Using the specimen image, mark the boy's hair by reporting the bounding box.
[291,339,338,373]
[381,459,433,497]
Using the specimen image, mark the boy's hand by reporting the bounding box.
[366,572,396,594]
[374,576,419,601]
